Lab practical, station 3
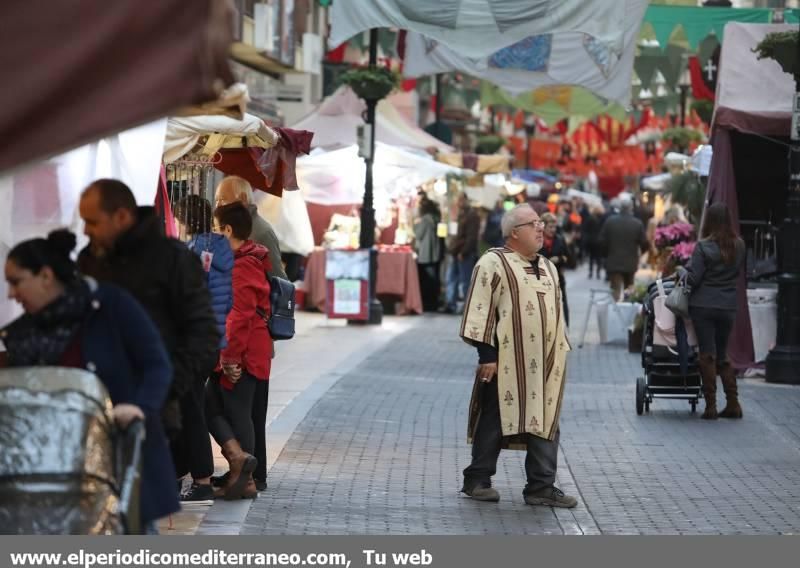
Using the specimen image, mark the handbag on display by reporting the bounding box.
[748,224,778,280]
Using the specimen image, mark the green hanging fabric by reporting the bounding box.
[651,20,676,50]
[698,35,720,67]
[785,9,799,24]
[683,23,713,51]
[659,44,686,90]
[634,56,659,91]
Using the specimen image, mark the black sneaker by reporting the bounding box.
[180,482,215,504]
[255,479,267,491]
[524,486,577,508]
[461,482,500,502]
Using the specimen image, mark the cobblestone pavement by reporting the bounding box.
[242,271,800,535]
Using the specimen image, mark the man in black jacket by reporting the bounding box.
[78,179,220,500]
[598,199,649,301]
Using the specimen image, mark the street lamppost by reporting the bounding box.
[357,28,383,325]
[765,28,800,384]
[678,67,691,128]
[524,114,537,170]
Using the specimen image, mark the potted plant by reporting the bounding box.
[753,30,799,78]
[339,66,400,101]
[475,135,507,155]
[661,127,704,154]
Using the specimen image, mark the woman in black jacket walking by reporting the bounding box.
[684,203,745,420]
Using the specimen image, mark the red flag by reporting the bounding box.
[689,56,715,101]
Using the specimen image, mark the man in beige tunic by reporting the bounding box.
[459,204,577,508]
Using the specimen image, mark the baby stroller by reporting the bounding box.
[0,367,144,534]
[636,278,702,415]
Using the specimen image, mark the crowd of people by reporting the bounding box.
[1,175,283,533]
[414,190,655,318]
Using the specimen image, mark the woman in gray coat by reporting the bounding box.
[414,196,443,312]
[684,203,745,420]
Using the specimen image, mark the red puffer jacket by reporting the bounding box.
[220,240,272,388]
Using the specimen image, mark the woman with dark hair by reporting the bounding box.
[414,196,443,312]
[172,195,234,502]
[684,203,746,420]
[1,230,179,531]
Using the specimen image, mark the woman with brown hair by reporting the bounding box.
[684,203,746,420]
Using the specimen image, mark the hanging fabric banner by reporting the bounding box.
[403,0,646,107]
[330,0,643,59]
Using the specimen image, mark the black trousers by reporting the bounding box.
[417,261,441,312]
[690,306,736,361]
[463,381,560,495]
[205,372,258,454]
[171,380,214,480]
[251,379,270,483]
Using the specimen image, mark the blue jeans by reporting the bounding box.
[446,253,477,309]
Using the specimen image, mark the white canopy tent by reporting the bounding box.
[163,113,279,163]
[0,119,168,324]
[291,87,453,152]
[297,142,463,207]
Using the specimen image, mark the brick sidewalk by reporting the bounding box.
[241,271,800,535]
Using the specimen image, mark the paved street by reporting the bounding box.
[224,271,800,535]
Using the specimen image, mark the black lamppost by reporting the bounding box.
[765,28,800,383]
[357,28,383,325]
[678,67,691,128]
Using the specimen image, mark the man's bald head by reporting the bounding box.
[215,176,254,208]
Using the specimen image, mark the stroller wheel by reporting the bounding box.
[636,377,646,416]
[691,400,697,413]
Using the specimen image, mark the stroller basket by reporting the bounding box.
[0,367,143,534]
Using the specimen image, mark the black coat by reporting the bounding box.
[78,207,219,432]
[597,213,649,274]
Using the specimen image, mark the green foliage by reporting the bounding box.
[339,66,400,101]
[662,127,703,152]
[666,172,706,226]
[475,135,507,155]
[752,31,799,77]
[691,99,714,125]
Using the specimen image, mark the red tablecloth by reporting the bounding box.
[304,248,423,315]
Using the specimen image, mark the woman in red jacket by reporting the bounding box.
[206,202,273,499]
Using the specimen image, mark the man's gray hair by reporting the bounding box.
[620,198,634,214]
[501,204,534,238]
[223,175,254,205]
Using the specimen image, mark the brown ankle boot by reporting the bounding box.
[697,353,718,420]
[717,361,743,419]
[241,477,258,499]
[220,439,257,500]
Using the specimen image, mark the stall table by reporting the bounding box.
[304,247,423,315]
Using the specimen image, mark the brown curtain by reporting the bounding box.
[0,0,236,172]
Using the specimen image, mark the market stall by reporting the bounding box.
[705,22,796,370]
[162,112,315,258]
[296,142,465,315]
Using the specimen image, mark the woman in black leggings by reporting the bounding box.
[684,203,745,420]
[206,202,273,499]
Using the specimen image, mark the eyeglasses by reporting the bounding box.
[514,220,545,230]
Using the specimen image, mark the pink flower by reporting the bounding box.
[670,241,696,263]
[655,222,695,247]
